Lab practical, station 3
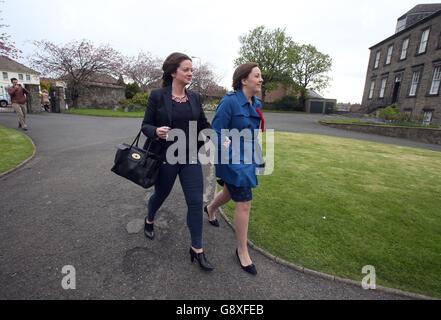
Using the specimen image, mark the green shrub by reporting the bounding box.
[378,105,400,121]
[40,81,51,93]
[131,92,149,106]
[125,82,141,99]
[270,95,302,111]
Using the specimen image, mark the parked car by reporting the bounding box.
[0,92,11,107]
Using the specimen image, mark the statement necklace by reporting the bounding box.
[171,94,189,103]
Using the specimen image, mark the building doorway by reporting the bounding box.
[392,74,402,104]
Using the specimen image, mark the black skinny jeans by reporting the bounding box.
[147,162,204,249]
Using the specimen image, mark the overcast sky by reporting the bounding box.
[4,0,441,103]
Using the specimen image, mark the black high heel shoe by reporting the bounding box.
[204,205,220,227]
[189,248,214,272]
[144,219,155,240]
[236,249,257,275]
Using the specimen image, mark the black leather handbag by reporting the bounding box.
[111,130,161,189]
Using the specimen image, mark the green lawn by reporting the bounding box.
[223,132,441,298]
[63,108,145,118]
[321,118,440,129]
[0,125,34,174]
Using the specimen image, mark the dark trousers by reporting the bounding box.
[147,162,204,249]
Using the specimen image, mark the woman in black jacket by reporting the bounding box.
[141,52,213,271]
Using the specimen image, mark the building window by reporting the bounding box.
[379,78,387,98]
[2,72,7,80]
[429,66,441,95]
[374,51,381,69]
[18,74,24,80]
[26,74,31,81]
[369,80,376,99]
[409,71,421,96]
[386,45,393,65]
[423,111,433,125]
[400,38,409,60]
[418,28,430,54]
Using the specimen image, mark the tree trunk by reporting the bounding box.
[261,86,267,104]
[70,86,79,108]
[72,97,79,108]
[299,88,307,112]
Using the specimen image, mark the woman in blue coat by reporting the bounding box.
[205,63,264,275]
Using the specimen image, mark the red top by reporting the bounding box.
[255,107,265,132]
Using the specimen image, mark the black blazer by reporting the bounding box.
[141,86,211,156]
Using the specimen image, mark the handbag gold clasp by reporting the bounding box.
[131,153,141,160]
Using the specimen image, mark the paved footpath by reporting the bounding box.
[1,112,434,300]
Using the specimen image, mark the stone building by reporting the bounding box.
[361,4,441,125]
[65,73,125,109]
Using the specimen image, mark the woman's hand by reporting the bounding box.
[223,137,231,148]
[156,126,171,140]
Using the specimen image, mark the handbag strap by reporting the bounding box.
[130,130,142,148]
[130,130,155,153]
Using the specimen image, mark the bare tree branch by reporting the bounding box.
[30,39,123,107]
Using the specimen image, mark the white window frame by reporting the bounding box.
[386,45,393,65]
[429,66,441,95]
[379,78,388,98]
[369,80,376,99]
[374,51,381,69]
[400,38,409,60]
[418,29,430,54]
[409,71,421,96]
[26,74,31,81]
[18,74,24,80]
[2,72,8,80]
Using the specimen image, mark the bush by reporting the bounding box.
[40,81,51,93]
[131,92,149,106]
[266,95,302,111]
[378,105,400,121]
[125,82,141,99]
[119,92,148,112]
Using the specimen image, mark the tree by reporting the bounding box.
[30,39,123,108]
[235,26,296,102]
[289,44,332,110]
[122,52,162,91]
[0,1,21,58]
[189,62,225,98]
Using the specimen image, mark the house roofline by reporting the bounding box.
[0,56,40,75]
[369,9,441,50]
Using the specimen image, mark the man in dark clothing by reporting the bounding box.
[8,78,29,131]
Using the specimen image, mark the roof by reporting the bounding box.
[59,72,124,88]
[0,56,40,75]
[398,3,441,20]
[87,73,120,85]
[370,6,441,49]
[307,89,324,99]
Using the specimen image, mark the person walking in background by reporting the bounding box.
[41,89,51,112]
[8,78,29,131]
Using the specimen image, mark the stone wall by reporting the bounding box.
[75,84,125,109]
[24,84,42,113]
[321,122,441,145]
